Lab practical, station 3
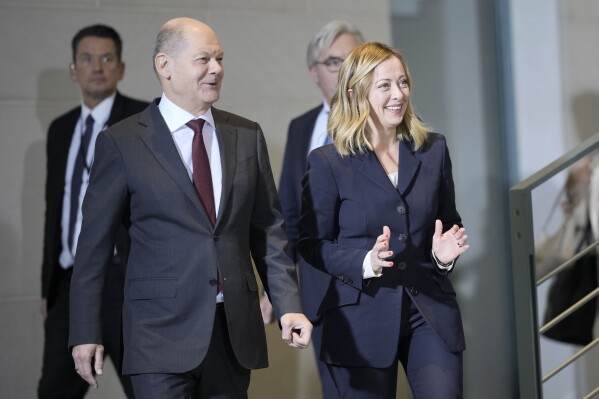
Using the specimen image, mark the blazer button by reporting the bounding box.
[209,279,218,286]
[398,261,407,271]
[213,235,221,241]
[346,277,353,284]
[409,286,419,296]
[397,205,406,215]
[398,233,408,242]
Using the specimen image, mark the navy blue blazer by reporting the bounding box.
[298,133,465,368]
[279,105,321,261]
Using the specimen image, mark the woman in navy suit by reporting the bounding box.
[298,42,470,398]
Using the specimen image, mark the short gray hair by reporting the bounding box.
[152,23,187,75]
[306,20,364,68]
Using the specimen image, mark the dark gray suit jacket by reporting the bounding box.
[69,99,302,374]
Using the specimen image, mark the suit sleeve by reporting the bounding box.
[68,131,128,346]
[278,122,301,262]
[249,124,302,317]
[432,137,462,275]
[41,121,59,299]
[298,149,368,289]
[437,138,462,231]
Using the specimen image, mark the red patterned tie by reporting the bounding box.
[186,119,216,225]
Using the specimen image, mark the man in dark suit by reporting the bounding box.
[277,20,363,397]
[38,24,148,398]
[69,17,312,398]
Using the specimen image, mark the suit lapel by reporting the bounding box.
[106,92,126,127]
[356,139,421,198]
[138,101,207,217]
[56,109,81,184]
[300,105,322,158]
[356,150,399,198]
[212,108,236,228]
[397,139,421,196]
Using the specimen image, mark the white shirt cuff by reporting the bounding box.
[431,250,454,271]
[363,250,383,279]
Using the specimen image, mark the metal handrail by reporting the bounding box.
[583,386,599,399]
[509,132,599,398]
[542,336,599,383]
[537,240,599,285]
[539,287,599,335]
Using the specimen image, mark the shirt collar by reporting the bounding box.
[81,92,116,128]
[158,93,215,133]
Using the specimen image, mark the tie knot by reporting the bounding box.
[186,118,205,134]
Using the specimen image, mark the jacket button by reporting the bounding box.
[209,279,218,286]
[398,261,407,271]
[346,278,353,284]
[398,233,408,241]
[213,235,220,241]
[397,206,406,215]
[410,286,418,296]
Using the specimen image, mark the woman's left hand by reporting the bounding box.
[431,219,469,264]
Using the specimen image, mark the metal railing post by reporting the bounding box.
[509,132,599,399]
[509,188,542,398]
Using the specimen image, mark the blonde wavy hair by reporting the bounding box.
[328,42,429,156]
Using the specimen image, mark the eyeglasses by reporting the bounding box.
[75,54,119,68]
[314,57,345,73]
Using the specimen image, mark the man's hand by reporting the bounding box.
[72,344,105,388]
[280,313,312,349]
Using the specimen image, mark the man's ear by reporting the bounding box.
[69,63,78,82]
[116,61,125,82]
[155,53,170,79]
[308,66,319,86]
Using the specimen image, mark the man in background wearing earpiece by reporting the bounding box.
[38,24,148,399]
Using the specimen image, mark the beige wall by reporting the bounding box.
[0,1,391,398]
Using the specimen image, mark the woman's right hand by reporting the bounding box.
[370,226,394,274]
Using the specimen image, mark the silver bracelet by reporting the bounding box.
[431,250,454,269]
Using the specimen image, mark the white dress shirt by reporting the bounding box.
[158,94,222,216]
[59,94,115,269]
[308,100,331,155]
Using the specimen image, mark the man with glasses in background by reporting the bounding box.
[38,24,148,398]
[277,20,363,397]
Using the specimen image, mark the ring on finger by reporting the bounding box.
[377,251,385,260]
